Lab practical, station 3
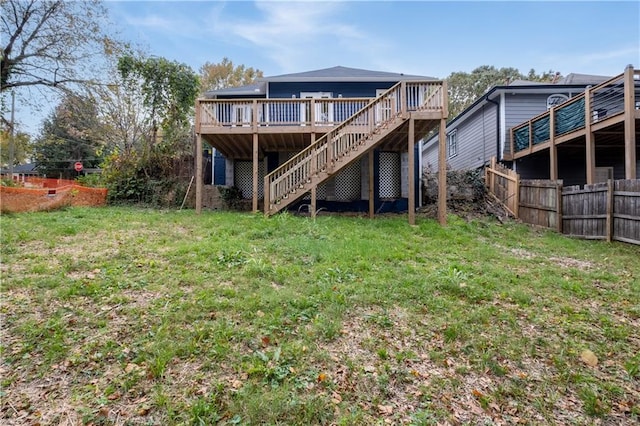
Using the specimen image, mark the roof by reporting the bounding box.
[204,82,266,98]
[260,65,436,82]
[1,163,38,174]
[556,73,611,85]
[204,65,437,98]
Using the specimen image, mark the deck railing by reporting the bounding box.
[511,68,640,155]
[264,80,445,213]
[197,97,374,129]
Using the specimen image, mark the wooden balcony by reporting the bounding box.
[507,67,639,179]
[195,81,445,159]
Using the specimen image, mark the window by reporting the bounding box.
[447,131,457,158]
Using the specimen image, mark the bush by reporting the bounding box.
[217,186,243,209]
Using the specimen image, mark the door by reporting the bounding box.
[300,92,333,126]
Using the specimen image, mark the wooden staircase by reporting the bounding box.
[264,80,445,215]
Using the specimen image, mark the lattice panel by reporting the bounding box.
[234,160,265,199]
[379,152,401,198]
[334,161,361,201]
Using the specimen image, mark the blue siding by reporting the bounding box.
[268,81,396,98]
[213,150,226,185]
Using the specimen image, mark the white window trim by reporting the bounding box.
[447,130,458,158]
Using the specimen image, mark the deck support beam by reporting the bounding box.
[549,110,558,180]
[252,133,259,212]
[624,65,636,179]
[437,119,447,225]
[408,117,416,225]
[195,133,203,215]
[311,186,317,219]
[585,86,595,184]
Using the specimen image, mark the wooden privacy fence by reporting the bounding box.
[563,180,640,244]
[518,180,563,231]
[485,160,640,245]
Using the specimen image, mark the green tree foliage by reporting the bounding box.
[446,66,559,118]
[117,55,199,147]
[0,129,31,167]
[33,94,103,179]
[100,54,199,206]
[199,57,263,94]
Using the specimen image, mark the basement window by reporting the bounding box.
[447,130,458,158]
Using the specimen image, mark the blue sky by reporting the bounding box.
[107,0,639,78]
[13,0,640,136]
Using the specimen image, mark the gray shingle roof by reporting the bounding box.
[556,73,611,85]
[204,82,266,98]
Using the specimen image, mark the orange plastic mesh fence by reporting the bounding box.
[1,177,108,213]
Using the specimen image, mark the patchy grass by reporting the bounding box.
[1,207,639,425]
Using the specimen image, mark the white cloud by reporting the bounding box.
[209,1,393,73]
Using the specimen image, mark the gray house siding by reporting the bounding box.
[422,103,497,171]
[450,104,498,170]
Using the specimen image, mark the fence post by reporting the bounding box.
[606,179,614,242]
[556,182,563,233]
[514,171,520,219]
[490,157,496,196]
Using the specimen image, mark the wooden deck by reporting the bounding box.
[194,80,449,224]
[507,66,639,182]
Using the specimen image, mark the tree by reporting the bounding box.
[0,129,31,167]
[446,66,560,119]
[33,93,103,178]
[117,54,199,147]
[199,57,263,93]
[1,0,111,93]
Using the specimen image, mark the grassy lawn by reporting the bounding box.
[1,207,639,425]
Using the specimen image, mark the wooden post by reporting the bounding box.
[311,186,317,220]
[606,179,614,242]
[549,108,558,180]
[490,157,496,195]
[514,171,520,219]
[585,87,595,184]
[400,81,407,117]
[437,117,447,225]
[556,181,563,233]
[263,176,270,215]
[252,100,258,131]
[408,117,415,225]
[252,133,259,213]
[623,65,637,179]
[195,133,203,214]
[369,150,374,219]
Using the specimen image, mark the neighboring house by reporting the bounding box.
[0,163,39,181]
[194,66,448,217]
[423,65,639,186]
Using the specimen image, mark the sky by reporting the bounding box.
[12,0,640,136]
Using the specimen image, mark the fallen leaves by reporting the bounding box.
[377,404,394,416]
[580,349,598,367]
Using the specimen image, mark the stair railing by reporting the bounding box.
[264,80,444,213]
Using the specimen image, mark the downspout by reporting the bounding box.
[485,95,500,165]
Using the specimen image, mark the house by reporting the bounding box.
[0,163,39,181]
[422,65,639,186]
[194,66,449,222]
